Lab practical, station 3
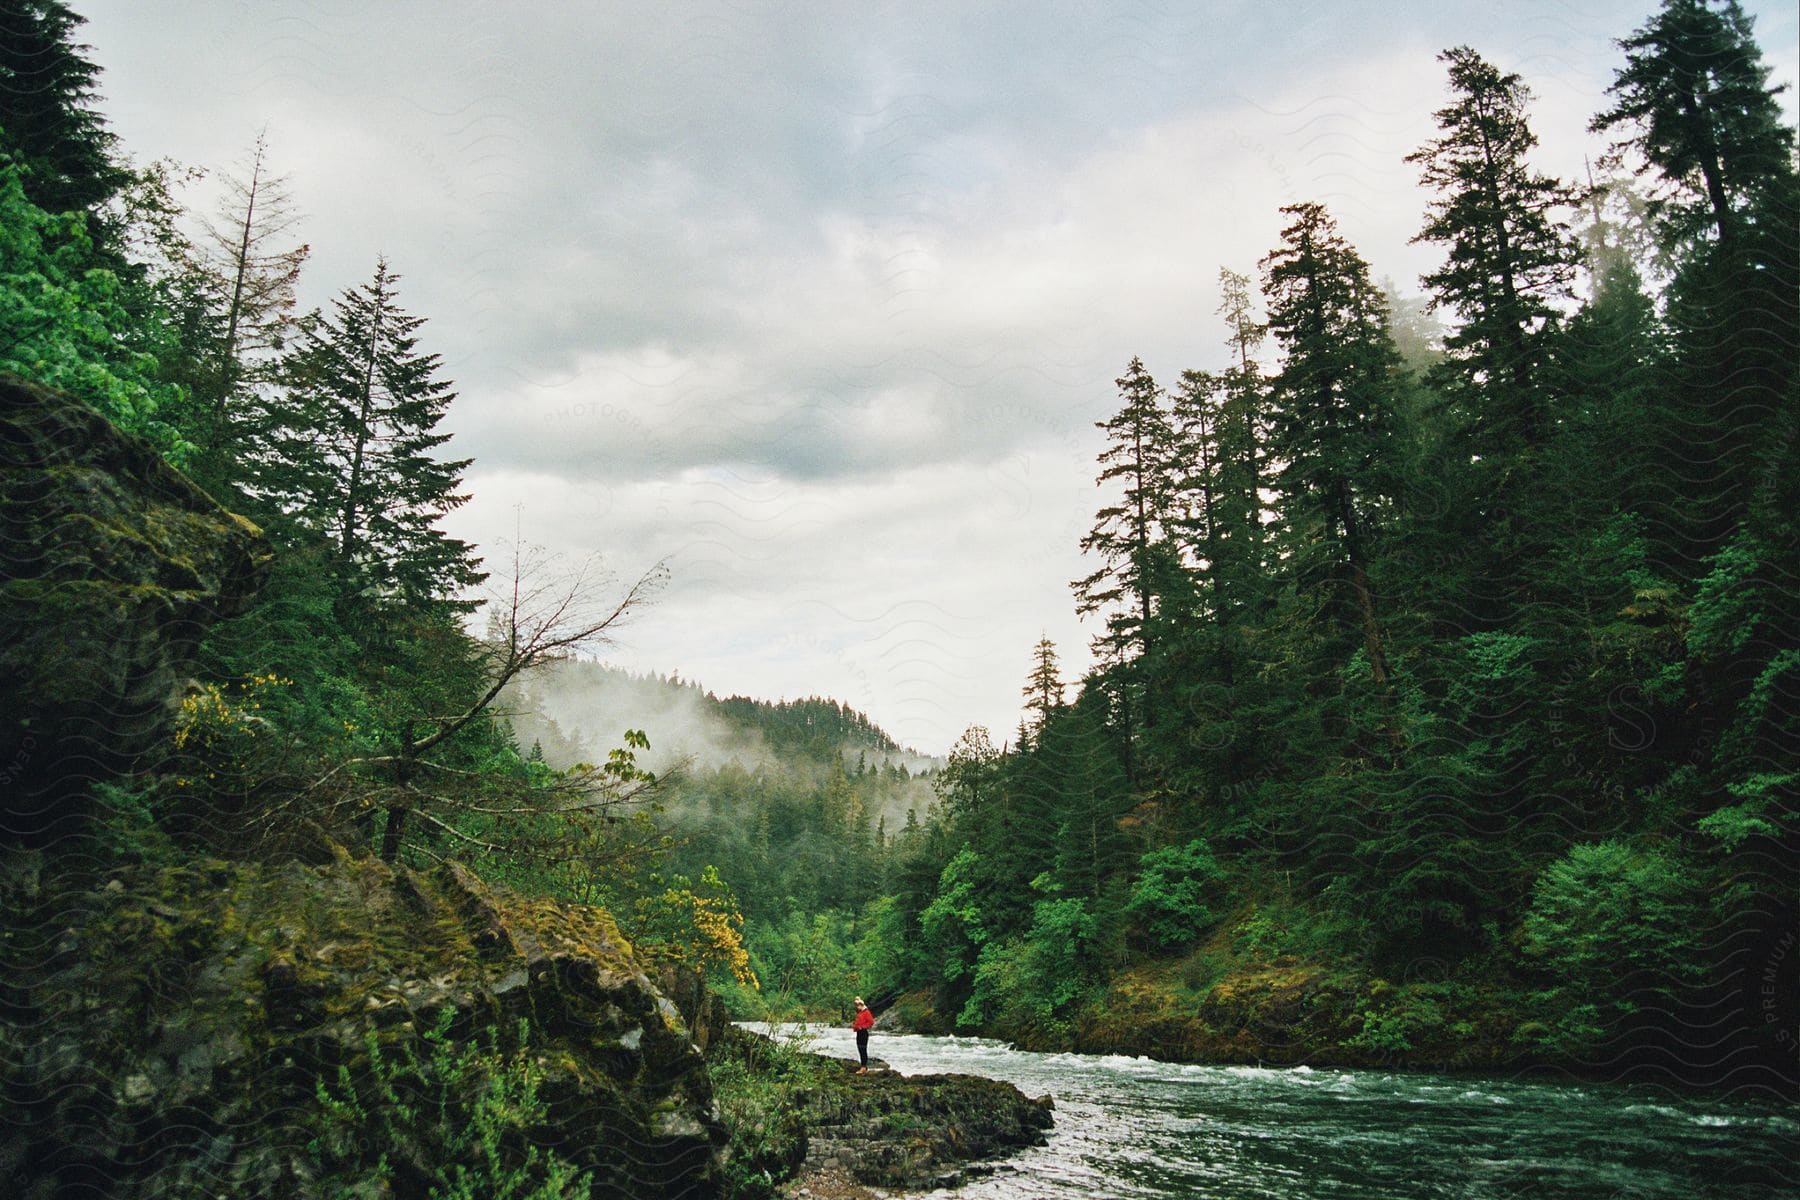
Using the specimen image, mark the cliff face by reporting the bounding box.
[0,374,271,840]
[1,848,728,1198]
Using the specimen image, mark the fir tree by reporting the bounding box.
[1073,357,1184,749]
[271,257,483,611]
[1592,0,1795,248]
[1594,1,1797,554]
[1021,636,1064,737]
[0,0,125,217]
[1259,202,1402,685]
[1408,46,1578,453]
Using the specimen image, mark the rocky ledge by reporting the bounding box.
[0,846,727,1198]
[713,1027,1053,1196]
[795,1059,1054,1192]
[0,374,271,841]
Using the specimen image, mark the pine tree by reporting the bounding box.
[1408,46,1578,454]
[1021,636,1064,737]
[1260,202,1402,685]
[1214,267,1269,572]
[1200,268,1274,684]
[1073,357,1184,739]
[0,0,125,217]
[1593,0,1796,555]
[271,257,483,611]
[1591,0,1795,248]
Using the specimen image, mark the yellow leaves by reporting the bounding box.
[635,875,759,990]
[170,675,292,761]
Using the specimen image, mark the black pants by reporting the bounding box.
[856,1028,869,1066]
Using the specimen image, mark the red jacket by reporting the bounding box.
[853,1008,874,1031]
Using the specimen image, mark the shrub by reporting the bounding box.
[307,1009,591,1199]
[1125,838,1225,948]
[1517,839,1705,1055]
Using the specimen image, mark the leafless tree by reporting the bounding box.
[373,543,669,861]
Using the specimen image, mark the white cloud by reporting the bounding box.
[81,0,1800,751]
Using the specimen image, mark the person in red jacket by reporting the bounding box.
[852,996,875,1074]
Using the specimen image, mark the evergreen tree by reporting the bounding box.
[1021,636,1064,737]
[1593,0,1797,555]
[1072,357,1184,752]
[1408,46,1578,454]
[1213,266,1269,573]
[271,257,483,610]
[1259,202,1402,686]
[1592,0,1795,248]
[0,0,125,217]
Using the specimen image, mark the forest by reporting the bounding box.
[626,3,1800,1088]
[1,1,1796,1194]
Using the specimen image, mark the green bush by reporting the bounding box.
[1231,910,1295,958]
[307,1009,591,1200]
[1125,839,1225,948]
[1178,949,1229,996]
[706,1030,824,1199]
[1517,839,1705,1055]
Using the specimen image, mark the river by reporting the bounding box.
[751,1024,1799,1199]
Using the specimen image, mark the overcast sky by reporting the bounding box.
[81,1,1798,755]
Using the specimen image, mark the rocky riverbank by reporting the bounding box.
[709,1026,1054,1196]
[877,955,1529,1077]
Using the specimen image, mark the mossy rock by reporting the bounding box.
[0,849,726,1198]
[0,375,271,840]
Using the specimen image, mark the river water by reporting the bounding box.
[751,1024,1799,1199]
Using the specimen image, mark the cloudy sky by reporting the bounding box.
[82,1,1798,754]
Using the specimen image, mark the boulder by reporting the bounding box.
[0,848,727,1198]
[711,1026,1053,1193]
[0,375,270,841]
[793,1060,1054,1190]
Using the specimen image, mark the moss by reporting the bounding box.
[9,850,725,1197]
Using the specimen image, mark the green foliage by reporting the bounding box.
[630,864,756,989]
[88,781,176,864]
[738,909,857,1018]
[1518,840,1706,1054]
[266,256,483,610]
[1125,838,1225,948]
[1409,45,1577,453]
[0,155,185,448]
[1592,0,1796,245]
[1231,910,1296,959]
[1345,1005,1420,1054]
[850,894,913,1003]
[706,1031,825,1199]
[307,1009,592,1200]
[919,846,987,984]
[0,0,127,216]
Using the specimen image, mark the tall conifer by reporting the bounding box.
[272,258,482,611]
[1260,202,1402,684]
[1409,46,1578,455]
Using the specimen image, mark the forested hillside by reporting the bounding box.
[683,3,1800,1089]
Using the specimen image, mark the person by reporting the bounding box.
[852,996,875,1074]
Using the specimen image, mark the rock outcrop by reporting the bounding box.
[792,1058,1054,1190]
[0,846,727,1198]
[711,1027,1053,1194]
[0,375,270,841]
